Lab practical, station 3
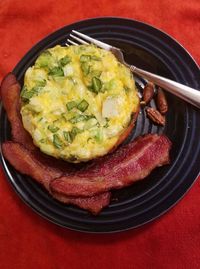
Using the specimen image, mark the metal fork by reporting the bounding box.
[66,30,200,109]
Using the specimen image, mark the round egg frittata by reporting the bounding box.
[20,44,139,162]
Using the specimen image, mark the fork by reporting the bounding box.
[66,30,200,109]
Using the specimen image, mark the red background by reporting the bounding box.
[0,1,200,268]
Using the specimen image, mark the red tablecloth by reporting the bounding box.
[0,1,200,268]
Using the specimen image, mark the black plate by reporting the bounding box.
[0,17,200,233]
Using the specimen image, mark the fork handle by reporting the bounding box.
[129,65,200,109]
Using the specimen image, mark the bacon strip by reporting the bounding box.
[1,73,111,214]
[2,141,111,214]
[50,134,172,197]
[2,141,63,190]
[0,73,35,150]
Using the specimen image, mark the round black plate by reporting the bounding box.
[0,17,200,233]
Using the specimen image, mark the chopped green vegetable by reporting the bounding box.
[69,115,87,124]
[63,127,82,144]
[53,134,62,149]
[94,129,103,143]
[48,125,59,133]
[72,126,82,134]
[59,56,71,66]
[48,67,64,77]
[81,62,90,76]
[87,86,96,93]
[104,79,116,92]
[69,114,94,124]
[71,127,82,139]
[77,99,89,112]
[63,131,73,143]
[66,101,77,111]
[36,80,46,87]
[91,77,102,93]
[80,54,91,62]
[35,50,52,68]
[84,114,96,120]
[20,86,38,101]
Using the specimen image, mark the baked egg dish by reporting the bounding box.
[20,44,139,162]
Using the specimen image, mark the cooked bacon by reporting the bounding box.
[52,192,111,215]
[0,73,35,150]
[2,141,63,189]
[2,141,111,214]
[50,134,172,197]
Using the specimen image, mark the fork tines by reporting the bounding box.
[65,30,112,51]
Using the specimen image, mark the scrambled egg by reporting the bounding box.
[20,44,139,162]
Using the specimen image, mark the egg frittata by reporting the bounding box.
[20,44,139,162]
